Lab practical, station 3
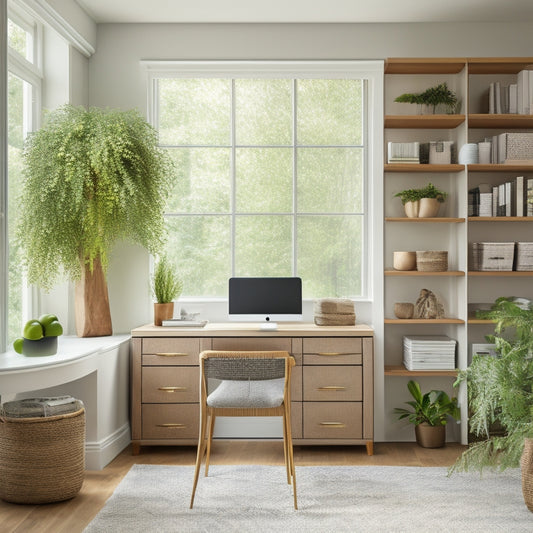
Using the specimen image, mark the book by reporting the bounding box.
[509,83,518,114]
[505,181,512,216]
[498,183,506,216]
[515,176,525,217]
[528,178,533,216]
[492,186,499,216]
[161,319,208,327]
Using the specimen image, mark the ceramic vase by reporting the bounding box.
[403,201,419,218]
[418,198,441,218]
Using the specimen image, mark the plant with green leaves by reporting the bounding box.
[153,255,183,304]
[395,82,458,113]
[394,182,447,205]
[394,380,460,426]
[18,104,174,335]
[450,297,533,474]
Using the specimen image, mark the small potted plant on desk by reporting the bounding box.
[394,380,460,448]
[152,255,183,326]
[394,182,447,218]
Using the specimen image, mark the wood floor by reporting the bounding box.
[0,441,465,533]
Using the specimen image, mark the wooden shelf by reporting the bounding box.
[385,58,467,75]
[468,114,533,128]
[468,216,533,222]
[467,58,533,75]
[385,318,464,324]
[385,270,465,277]
[467,164,533,172]
[385,164,465,173]
[385,217,465,223]
[385,115,465,129]
[469,271,533,277]
[384,365,458,377]
[468,318,496,324]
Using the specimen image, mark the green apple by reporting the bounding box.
[13,337,24,354]
[44,320,63,337]
[23,319,44,341]
[38,313,59,329]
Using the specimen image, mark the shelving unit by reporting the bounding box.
[384,57,533,445]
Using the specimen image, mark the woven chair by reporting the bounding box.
[190,350,297,509]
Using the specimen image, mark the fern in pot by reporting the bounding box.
[152,255,183,326]
[395,182,447,218]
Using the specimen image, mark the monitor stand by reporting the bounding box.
[259,322,278,331]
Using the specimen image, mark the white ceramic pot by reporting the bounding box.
[418,198,441,218]
[403,200,419,218]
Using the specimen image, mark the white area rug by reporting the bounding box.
[84,464,531,532]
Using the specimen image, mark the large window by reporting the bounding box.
[5,6,41,347]
[147,61,382,300]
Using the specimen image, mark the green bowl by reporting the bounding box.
[22,336,58,356]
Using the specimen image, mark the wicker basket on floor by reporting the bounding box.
[0,407,85,504]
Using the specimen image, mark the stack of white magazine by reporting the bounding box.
[403,335,457,371]
[161,319,208,327]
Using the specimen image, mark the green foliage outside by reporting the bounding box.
[18,105,174,291]
[153,256,183,303]
[450,298,533,473]
[394,380,460,427]
[394,182,448,205]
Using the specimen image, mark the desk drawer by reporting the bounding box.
[303,402,362,439]
[211,337,292,353]
[142,367,199,403]
[142,338,200,366]
[142,403,199,439]
[303,366,361,401]
[303,337,362,366]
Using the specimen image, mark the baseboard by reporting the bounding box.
[85,422,131,470]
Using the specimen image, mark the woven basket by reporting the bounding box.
[416,251,448,272]
[521,438,533,513]
[0,408,85,504]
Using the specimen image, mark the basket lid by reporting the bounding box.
[0,396,84,418]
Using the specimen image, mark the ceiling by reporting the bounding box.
[75,0,533,24]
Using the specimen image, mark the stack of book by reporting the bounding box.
[488,68,533,115]
[469,176,533,217]
[387,142,419,164]
[403,335,457,371]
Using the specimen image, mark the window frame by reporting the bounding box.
[144,60,383,302]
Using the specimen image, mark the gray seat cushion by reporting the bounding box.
[207,378,285,408]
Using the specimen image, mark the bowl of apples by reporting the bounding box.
[13,314,63,356]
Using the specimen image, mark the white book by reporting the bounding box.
[488,82,495,114]
[518,70,529,114]
[492,186,499,216]
[509,83,518,114]
[505,181,512,216]
[495,82,502,114]
[516,176,525,217]
[529,71,533,115]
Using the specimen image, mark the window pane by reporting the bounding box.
[297,79,363,146]
[236,148,292,213]
[297,215,362,298]
[164,216,231,297]
[7,73,28,343]
[165,148,230,213]
[235,79,292,145]
[235,215,292,276]
[158,79,231,146]
[8,19,32,61]
[297,148,363,213]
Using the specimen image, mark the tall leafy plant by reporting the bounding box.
[19,104,174,335]
[450,298,533,473]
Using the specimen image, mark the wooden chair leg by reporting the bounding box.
[190,409,209,509]
[285,404,297,510]
[205,413,216,477]
[282,411,291,484]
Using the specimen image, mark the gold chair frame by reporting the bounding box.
[190,350,297,509]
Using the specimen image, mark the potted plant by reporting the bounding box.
[395,82,459,114]
[394,380,460,448]
[18,105,173,337]
[450,298,533,478]
[152,255,183,326]
[394,182,447,218]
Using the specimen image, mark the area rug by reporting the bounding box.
[84,465,531,532]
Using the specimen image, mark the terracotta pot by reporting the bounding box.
[154,302,174,326]
[521,438,533,512]
[415,423,445,448]
[418,197,441,218]
[394,302,414,319]
[403,200,419,218]
[393,251,416,271]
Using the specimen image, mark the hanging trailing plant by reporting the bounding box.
[395,83,458,113]
[19,104,174,335]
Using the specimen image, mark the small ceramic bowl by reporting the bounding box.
[393,251,416,271]
[394,302,414,319]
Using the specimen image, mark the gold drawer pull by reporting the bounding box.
[317,386,346,391]
[158,386,186,392]
[319,422,346,428]
[155,352,189,357]
[156,423,186,428]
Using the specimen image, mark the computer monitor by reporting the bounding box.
[228,277,303,329]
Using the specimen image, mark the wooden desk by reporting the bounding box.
[131,323,374,455]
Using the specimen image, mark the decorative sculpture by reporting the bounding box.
[414,288,445,319]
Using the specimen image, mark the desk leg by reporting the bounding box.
[366,441,374,456]
[132,442,141,455]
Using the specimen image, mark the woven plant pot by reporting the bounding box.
[0,408,85,504]
[521,438,533,512]
[416,251,448,272]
